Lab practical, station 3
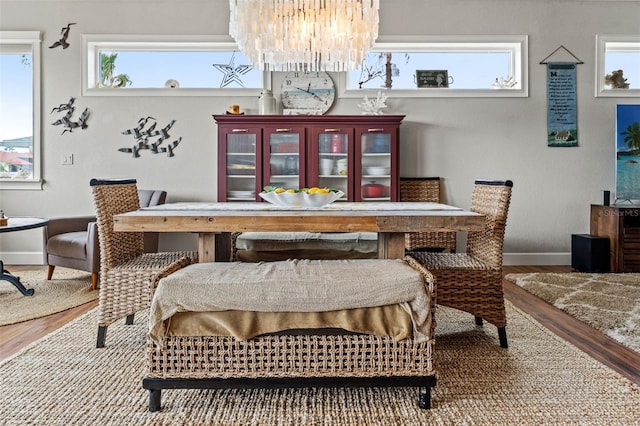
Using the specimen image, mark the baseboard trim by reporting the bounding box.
[0,252,45,265]
[0,251,572,266]
[503,252,571,266]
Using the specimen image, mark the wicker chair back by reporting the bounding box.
[399,177,457,252]
[90,179,144,270]
[467,180,513,268]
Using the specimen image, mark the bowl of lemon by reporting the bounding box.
[259,186,344,208]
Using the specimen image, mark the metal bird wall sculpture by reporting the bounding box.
[49,23,76,49]
[119,117,182,158]
[51,97,90,135]
[51,97,75,113]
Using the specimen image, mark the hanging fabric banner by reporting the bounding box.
[547,62,578,147]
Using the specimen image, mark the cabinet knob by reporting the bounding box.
[231,128,249,133]
[275,128,293,132]
[367,128,385,132]
[324,128,341,132]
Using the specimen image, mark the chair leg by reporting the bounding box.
[474,316,483,326]
[498,327,508,348]
[90,273,99,290]
[125,314,135,325]
[96,326,107,348]
[47,265,55,280]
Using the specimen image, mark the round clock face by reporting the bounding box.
[281,71,336,115]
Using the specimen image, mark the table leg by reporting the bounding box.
[0,260,35,296]
[377,233,406,259]
[198,233,216,263]
[215,232,232,262]
[197,232,232,263]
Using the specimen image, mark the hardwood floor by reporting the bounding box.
[1,264,638,386]
[503,265,640,386]
[0,265,98,360]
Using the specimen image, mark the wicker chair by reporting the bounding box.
[400,177,457,252]
[407,179,513,348]
[90,178,197,348]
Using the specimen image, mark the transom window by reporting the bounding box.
[596,35,640,97]
[0,31,42,189]
[82,35,265,96]
[339,35,528,98]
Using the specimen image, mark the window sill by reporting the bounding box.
[0,179,44,190]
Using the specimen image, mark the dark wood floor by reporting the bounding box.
[1,265,638,386]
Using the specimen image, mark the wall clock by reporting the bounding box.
[281,71,336,115]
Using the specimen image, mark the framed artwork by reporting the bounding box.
[615,104,640,202]
[416,70,453,88]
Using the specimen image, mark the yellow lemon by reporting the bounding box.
[308,187,320,194]
[286,189,296,193]
[274,187,285,194]
[316,188,329,194]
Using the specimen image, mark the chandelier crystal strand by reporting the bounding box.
[229,0,379,72]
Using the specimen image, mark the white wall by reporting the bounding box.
[1,0,639,265]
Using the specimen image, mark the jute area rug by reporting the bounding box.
[0,268,97,326]
[505,273,640,354]
[0,303,638,425]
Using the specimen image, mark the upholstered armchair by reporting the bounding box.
[44,189,168,290]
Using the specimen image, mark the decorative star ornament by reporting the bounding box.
[212,52,252,88]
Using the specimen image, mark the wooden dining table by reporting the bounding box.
[113,201,485,263]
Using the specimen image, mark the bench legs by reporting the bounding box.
[143,376,437,412]
[418,386,432,409]
[149,389,162,412]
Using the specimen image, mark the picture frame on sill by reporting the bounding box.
[416,70,454,88]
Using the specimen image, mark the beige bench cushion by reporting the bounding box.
[166,304,412,341]
[149,259,431,344]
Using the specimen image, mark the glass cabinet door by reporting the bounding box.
[265,127,305,191]
[360,131,392,201]
[316,131,350,199]
[225,130,258,200]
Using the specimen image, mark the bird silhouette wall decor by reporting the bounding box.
[49,23,76,49]
[118,117,182,158]
[51,97,90,135]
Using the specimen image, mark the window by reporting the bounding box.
[0,31,42,189]
[82,35,265,96]
[596,35,640,97]
[339,35,528,98]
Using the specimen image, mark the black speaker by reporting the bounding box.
[571,234,610,273]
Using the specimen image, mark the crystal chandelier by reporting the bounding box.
[228,0,379,72]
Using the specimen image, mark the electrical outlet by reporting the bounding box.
[61,153,74,165]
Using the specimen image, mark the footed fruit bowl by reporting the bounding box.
[259,187,344,208]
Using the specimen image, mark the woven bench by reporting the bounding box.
[143,257,437,411]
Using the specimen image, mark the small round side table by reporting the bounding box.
[0,217,49,296]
